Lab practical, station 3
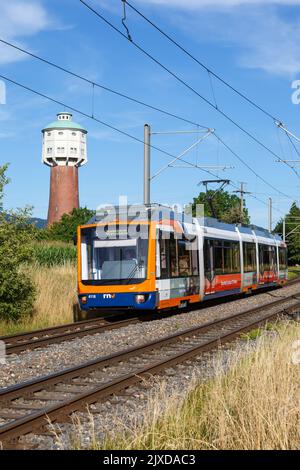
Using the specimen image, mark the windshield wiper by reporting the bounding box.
[124,263,142,284]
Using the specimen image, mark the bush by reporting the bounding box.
[38,207,95,243]
[0,209,36,321]
[32,242,77,267]
[0,165,37,321]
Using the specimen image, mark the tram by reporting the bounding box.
[77,204,288,313]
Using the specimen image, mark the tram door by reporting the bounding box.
[204,238,214,295]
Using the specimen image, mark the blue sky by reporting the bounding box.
[1,0,300,227]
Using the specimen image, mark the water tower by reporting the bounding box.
[42,112,87,225]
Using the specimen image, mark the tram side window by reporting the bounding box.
[204,238,212,275]
[262,246,270,271]
[170,236,178,277]
[158,232,198,279]
[214,240,224,275]
[212,240,240,275]
[271,246,276,270]
[259,245,276,272]
[190,240,199,276]
[159,237,170,279]
[243,242,257,273]
[224,241,240,274]
[279,247,287,271]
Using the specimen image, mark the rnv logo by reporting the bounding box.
[103,294,115,299]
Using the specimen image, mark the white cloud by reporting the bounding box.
[237,13,300,76]
[0,0,51,64]
[139,0,300,8]
[138,1,300,78]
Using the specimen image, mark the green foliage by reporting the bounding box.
[274,202,300,265]
[38,207,95,243]
[32,242,77,267]
[0,165,36,320]
[241,328,262,341]
[0,163,10,211]
[0,183,36,321]
[191,190,250,224]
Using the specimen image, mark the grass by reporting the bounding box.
[31,241,77,267]
[0,263,77,336]
[288,266,300,281]
[89,321,300,450]
[240,328,263,341]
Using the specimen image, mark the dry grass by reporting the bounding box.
[0,263,77,336]
[94,322,300,450]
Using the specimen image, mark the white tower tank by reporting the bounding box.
[42,112,87,167]
[41,112,88,226]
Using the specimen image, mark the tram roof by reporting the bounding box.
[86,204,283,241]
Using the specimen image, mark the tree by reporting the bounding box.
[39,207,95,243]
[0,163,10,212]
[191,190,250,224]
[274,202,300,265]
[0,165,35,320]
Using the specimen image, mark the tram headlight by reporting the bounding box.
[81,296,87,304]
[135,294,146,304]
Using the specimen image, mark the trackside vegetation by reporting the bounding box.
[32,242,77,267]
[0,165,89,324]
[0,165,36,321]
[94,322,300,450]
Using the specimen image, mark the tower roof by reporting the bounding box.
[42,112,87,133]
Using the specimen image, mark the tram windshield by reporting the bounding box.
[80,224,149,285]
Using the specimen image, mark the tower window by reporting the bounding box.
[70,147,77,155]
[72,132,76,136]
[81,148,85,155]
[58,131,63,135]
[57,147,65,154]
[47,147,52,154]
[47,132,51,136]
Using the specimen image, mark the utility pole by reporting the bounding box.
[268,197,273,232]
[234,182,251,220]
[144,124,151,205]
[283,218,286,242]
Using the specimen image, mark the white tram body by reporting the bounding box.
[77,204,288,312]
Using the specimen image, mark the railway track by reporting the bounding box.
[0,313,143,355]
[1,279,298,355]
[0,290,300,449]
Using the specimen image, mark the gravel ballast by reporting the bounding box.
[20,327,283,450]
[0,284,298,389]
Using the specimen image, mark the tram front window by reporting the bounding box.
[80,226,148,285]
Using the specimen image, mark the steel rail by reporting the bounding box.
[0,314,143,355]
[0,279,296,355]
[0,292,299,447]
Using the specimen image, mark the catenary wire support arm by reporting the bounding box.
[151,129,215,180]
[276,121,300,144]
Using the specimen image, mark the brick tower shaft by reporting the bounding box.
[47,165,79,225]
